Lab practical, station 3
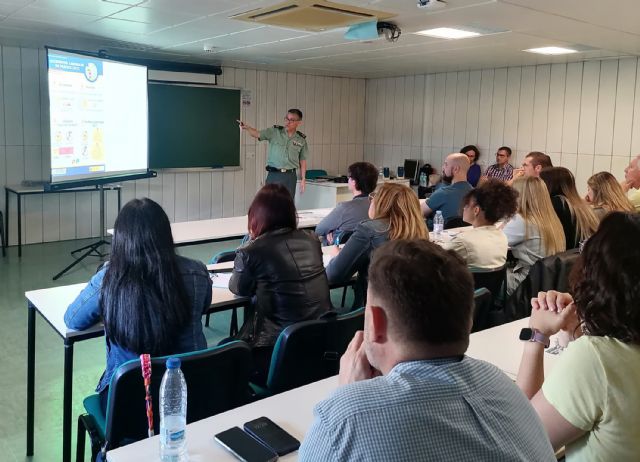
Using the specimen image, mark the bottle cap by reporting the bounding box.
[166,357,181,369]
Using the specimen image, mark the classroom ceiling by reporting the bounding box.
[0,0,638,78]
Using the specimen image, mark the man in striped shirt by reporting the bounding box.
[299,239,556,462]
[483,146,514,182]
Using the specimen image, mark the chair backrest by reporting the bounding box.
[104,341,252,450]
[471,264,506,303]
[211,250,237,264]
[444,216,471,230]
[305,169,328,180]
[266,308,365,393]
[472,288,493,333]
[505,249,580,321]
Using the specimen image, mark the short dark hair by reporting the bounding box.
[571,212,640,343]
[526,151,552,168]
[460,145,480,162]
[368,239,474,346]
[287,108,303,120]
[498,146,512,156]
[248,183,297,237]
[348,162,378,195]
[462,178,518,224]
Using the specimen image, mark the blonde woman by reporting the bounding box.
[586,171,635,220]
[326,183,428,301]
[540,167,599,249]
[503,177,565,295]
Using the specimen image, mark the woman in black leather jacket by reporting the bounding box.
[229,183,331,383]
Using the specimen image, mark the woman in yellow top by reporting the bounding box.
[516,212,640,461]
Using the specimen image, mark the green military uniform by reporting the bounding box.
[259,125,308,197]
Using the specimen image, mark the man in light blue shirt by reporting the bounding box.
[299,239,555,462]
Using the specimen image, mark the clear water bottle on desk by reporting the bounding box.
[160,357,188,462]
[419,171,427,188]
[433,210,444,241]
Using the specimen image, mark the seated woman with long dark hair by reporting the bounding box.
[229,183,331,384]
[64,198,212,410]
[540,166,599,249]
[516,212,640,460]
[443,179,518,270]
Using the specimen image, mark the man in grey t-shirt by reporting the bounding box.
[315,162,378,245]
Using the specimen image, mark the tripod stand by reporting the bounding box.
[52,184,117,280]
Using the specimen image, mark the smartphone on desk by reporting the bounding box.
[244,417,300,456]
[214,427,278,462]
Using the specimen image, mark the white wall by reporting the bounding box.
[364,58,640,193]
[0,46,365,246]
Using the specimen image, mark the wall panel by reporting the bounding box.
[0,44,366,246]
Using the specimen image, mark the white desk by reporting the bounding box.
[107,208,332,245]
[295,179,410,210]
[105,318,564,462]
[107,376,338,462]
[467,318,561,379]
[25,282,250,462]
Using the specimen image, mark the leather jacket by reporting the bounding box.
[229,228,331,348]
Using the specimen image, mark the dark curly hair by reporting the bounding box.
[460,145,480,163]
[570,212,640,343]
[461,178,518,224]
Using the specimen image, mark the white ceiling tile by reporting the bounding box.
[108,5,200,27]
[29,0,129,16]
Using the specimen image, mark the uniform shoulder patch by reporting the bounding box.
[296,131,307,138]
[273,125,284,129]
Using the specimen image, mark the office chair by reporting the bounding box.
[75,342,252,462]
[252,308,364,397]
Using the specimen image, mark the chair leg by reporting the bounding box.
[229,308,238,337]
[341,287,348,307]
[76,414,86,462]
[0,212,5,257]
[205,313,211,327]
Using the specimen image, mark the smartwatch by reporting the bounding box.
[519,328,550,348]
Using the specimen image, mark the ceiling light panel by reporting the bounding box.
[524,46,578,55]
[414,27,481,39]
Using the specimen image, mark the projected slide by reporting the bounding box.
[47,49,148,184]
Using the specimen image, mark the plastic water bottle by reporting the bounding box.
[419,171,427,188]
[159,357,188,462]
[433,210,444,240]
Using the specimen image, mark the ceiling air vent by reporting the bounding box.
[230,0,395,32]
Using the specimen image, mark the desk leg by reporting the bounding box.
[17,192,22,257]
[26,302,36,456]
[5,188,9,254]
[63,340,74,462]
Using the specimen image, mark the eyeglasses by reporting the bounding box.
[368,192,377,201]
[284,117,300,123]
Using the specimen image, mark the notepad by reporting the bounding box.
[210,272,232,288]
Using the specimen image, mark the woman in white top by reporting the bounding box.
[516,212,640,461]
[503,177,565,295]
[443,179,518,270]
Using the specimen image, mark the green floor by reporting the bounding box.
[0,237,349,461]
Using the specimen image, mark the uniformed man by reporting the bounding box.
[238,109,308,198]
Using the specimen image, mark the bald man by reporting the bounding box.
[422,153,473,222]
[624,154,640,211]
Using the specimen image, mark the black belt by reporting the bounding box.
[266,166,296,173]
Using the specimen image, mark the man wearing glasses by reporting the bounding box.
[238,109,308,198]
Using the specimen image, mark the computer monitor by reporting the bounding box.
[403,159,419,185]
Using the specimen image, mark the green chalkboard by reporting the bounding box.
[148,83,240,168]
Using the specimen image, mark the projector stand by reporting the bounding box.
[52,185,111,281]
